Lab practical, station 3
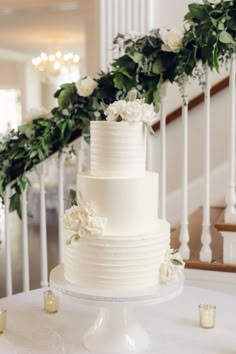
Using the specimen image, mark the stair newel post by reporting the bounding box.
[58,150,66,264]
[179,76,190,260]
[159,82,167,220]
[21,186,30,292]
[4,185,12,296]
[38,163,49,287]
[225,54,236,223]
[200,63,212,262]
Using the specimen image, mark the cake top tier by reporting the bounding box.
[90,121,147,177]
[90,95,157,178]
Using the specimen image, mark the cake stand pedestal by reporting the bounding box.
[50,265,183,354]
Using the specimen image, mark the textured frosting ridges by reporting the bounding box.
[77,172,159,234]
[90,121,147,177]
[64,220,170,290]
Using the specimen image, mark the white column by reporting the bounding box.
[159,83,167,220]
[58,152,66,264]
[225,55,236,223]
[200,64,212,262]
[38,164,49,287]
[179,78,190,260]
[21,187,30,292]
[4,185,12,296]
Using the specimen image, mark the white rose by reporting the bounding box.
[75,77,97,97]
[208,0,221,4]
[25,107,50,123]
[140,103,157,124]
[85,215,107,235]
[121,101,143,122]
[160,262,181,284]
[63,205,82,232]
[160,28,183,53]
[104,100,127,121]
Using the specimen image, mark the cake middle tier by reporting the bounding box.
[77,172,159,234]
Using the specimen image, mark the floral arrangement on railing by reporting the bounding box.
[0,0,236,216]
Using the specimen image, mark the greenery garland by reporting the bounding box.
[0,0,236,217]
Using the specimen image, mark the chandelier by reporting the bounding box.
[32,51,80,83]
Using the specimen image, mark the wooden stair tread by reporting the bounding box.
[185,260,236,273]
[215,223,236,232]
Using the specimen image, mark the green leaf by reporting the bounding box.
[9,192,21,218]
[69,189,77,206]
[152,58,164,74]
[217,22,225,31]
[153,89,160,113]
[219,31,234,44]
[113,73,125,90]
[172,259,184,266]
[228,19,236,31]
[18,124,34,139]
[129,52,143,64]
[37,148,44,161]
[188,3,207,20]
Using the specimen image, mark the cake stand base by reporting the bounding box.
[84,305,149,354]
[50,265,183,354]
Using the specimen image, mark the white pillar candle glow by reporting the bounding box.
[0,308,7,333]
[199,304,216,329]
[44,290,58,313]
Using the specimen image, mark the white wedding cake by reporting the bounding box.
[63,98,183,291]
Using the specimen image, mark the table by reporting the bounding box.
[0,286,235,354]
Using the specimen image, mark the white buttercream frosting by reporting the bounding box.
[77,172,159,234]
[90,121,147,177]
[63,119,172,292]
[64,220,170,290]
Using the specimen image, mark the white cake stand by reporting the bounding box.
[50,265,184,354]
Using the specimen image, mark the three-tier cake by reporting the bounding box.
[63,98,172,292]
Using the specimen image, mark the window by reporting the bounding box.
[0,89,21,134]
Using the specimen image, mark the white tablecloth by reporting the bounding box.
[0,286,235,354]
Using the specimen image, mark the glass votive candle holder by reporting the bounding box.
[0,308,7,333]
[44,290,59,314]
[199,304,216,329]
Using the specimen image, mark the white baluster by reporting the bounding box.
[58,151,66,264]
[38,164,48,287]
[126,0,132,33]
[120,0,126,33]
[200,64,212,262]
[159,82,167,220]
[179,78,190,259]
[106,0,112,66]
[21,187,30,292]
[133,0,139,31]
[225,55,236,223]
[140,0,146,34]
[4,185,12,296]
[99,0,107,71]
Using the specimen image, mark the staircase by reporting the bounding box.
[1,70,236,297]
[171,206,236,273]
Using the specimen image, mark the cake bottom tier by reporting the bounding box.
[64,220,170,291]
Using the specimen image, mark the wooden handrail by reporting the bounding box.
[152,76,229,132]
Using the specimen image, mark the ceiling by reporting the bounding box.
[0,0,89,58]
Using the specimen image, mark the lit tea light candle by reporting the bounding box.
[0,308,7,333]
[199,304,216,329]
[44,290,59,313]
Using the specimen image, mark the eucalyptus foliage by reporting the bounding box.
[0,0,236,216]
